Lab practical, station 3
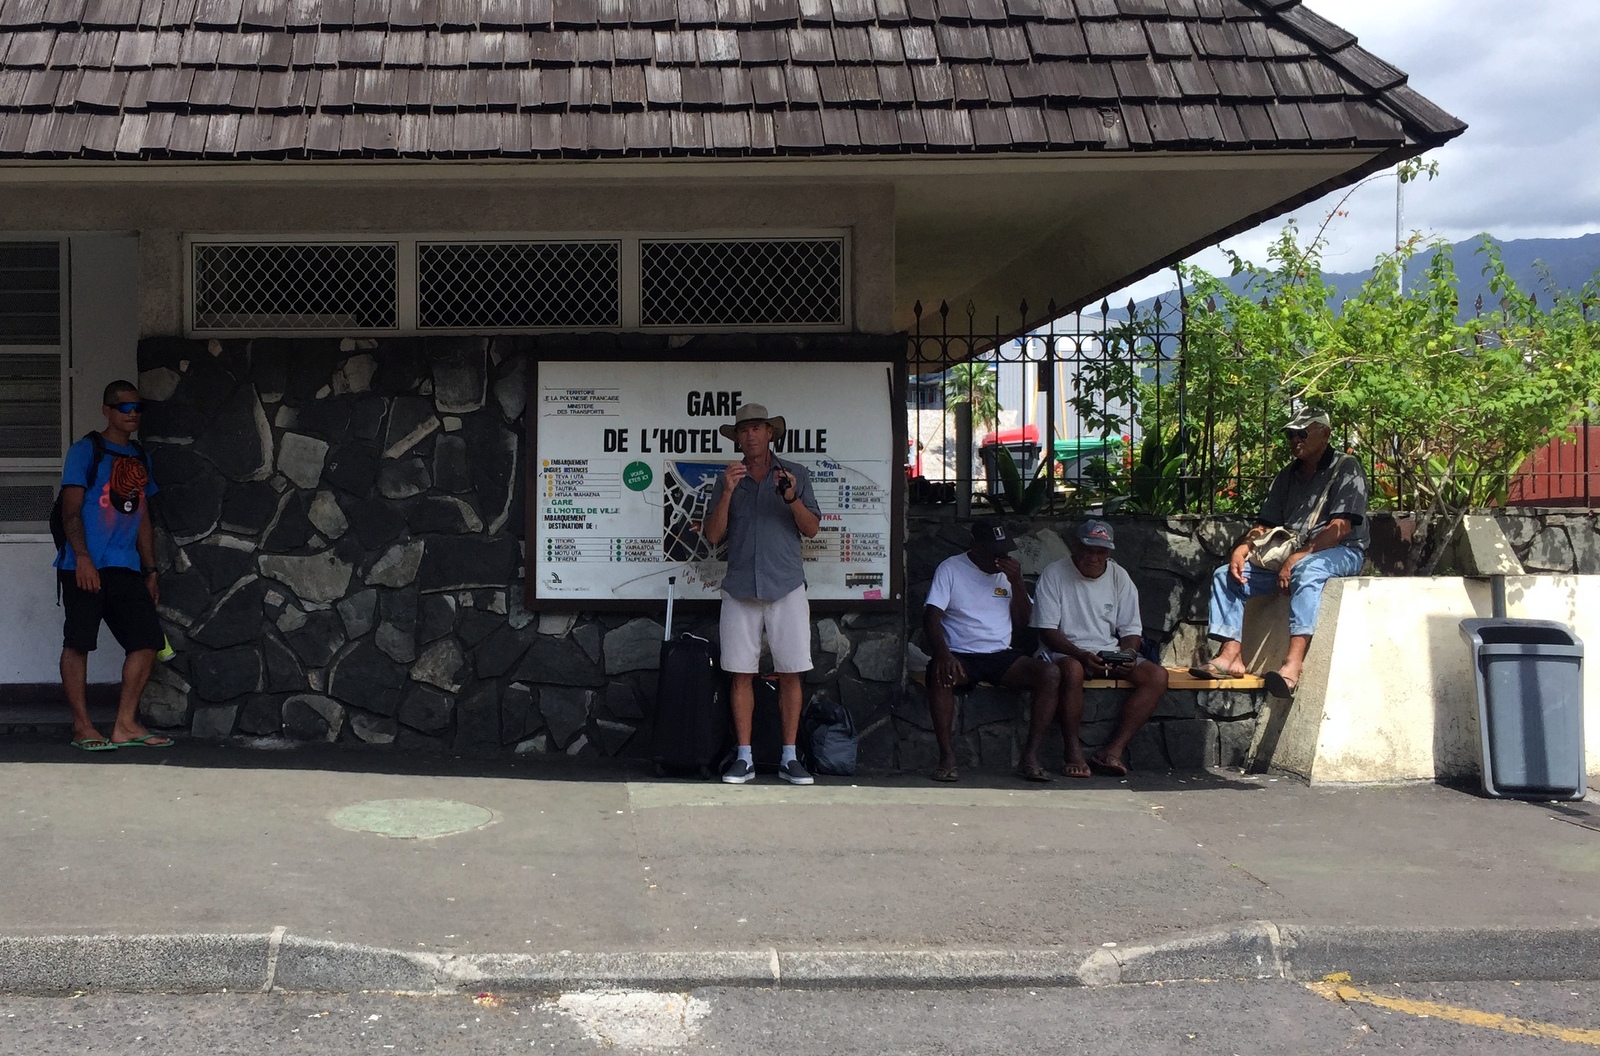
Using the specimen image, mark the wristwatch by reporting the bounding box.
[784,494,798,504]
[141,566,157,576]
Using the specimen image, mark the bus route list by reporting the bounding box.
[542,459,621,533]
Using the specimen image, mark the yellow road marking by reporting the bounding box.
[1307,977,1600,1047]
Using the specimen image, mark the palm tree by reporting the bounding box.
[943,362,1000,434]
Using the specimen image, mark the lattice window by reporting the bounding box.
[638,239,844,327]
[0,353,63,460]
[417,242,620,329]
[192,243,398,331]
[0,242,61,346]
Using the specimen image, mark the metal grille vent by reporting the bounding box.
[193,243,398,331]
[639,239,844,327]
[0,484,53,524]
[417,242,620,329]
[0,353,62,459]
[0,242,61,346]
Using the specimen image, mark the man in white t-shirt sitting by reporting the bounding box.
[923,521,1061,783]
[1031,520,1168,778]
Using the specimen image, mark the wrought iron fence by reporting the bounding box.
[903,292,1590,516]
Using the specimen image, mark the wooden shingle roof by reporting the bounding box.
[0,0,1464,159]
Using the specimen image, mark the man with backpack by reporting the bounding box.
[54,380,170,751]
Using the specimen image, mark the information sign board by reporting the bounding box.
[531,360,897,603]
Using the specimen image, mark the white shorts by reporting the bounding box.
[719,585,813,674]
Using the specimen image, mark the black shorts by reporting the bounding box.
[59,567,164,655]
[930,648,1026,688]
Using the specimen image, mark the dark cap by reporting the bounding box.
[970,521,1017,554]
[1074,519,1116,550]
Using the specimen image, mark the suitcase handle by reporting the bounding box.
[665,575,676,641]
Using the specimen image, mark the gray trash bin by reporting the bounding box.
[1459,618,1586,801]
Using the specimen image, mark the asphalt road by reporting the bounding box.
[4,980,1599,1055]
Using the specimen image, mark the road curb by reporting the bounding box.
[3,924,1600,995]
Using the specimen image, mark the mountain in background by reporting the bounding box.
[1117,232,1600,319]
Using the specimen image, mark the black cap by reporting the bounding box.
[971,521,1017,554]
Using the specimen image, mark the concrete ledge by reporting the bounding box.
[777,949,1096,988]
[1278,925,1600,983]
[0,933,271,995]
[5,924,1600,994]
[1110,922,1282,984]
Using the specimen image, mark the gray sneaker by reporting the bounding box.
[722,758,754,784]
[779,759,815,785]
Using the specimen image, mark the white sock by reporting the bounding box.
[781,744,797,764]
[737,745,753,765]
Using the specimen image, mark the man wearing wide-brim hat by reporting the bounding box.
[703,402,823,785]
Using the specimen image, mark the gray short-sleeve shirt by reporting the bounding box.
[709,456,822,600]
[1258,447,1369,552]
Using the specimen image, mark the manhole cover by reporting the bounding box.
[330,799,498,839]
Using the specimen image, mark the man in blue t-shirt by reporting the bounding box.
[56,380,170,752]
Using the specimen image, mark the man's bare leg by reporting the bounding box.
[1276,634,1311,689]
[928,677,959,775]
[1051,657,1090,777]
[729,672,755,746]
[1090,662,1169,775]
[60,648,103,744]
[109,648,164,745]
[777,671,803,745]
[1205,638,1248,678]
[1001,657,1060,775]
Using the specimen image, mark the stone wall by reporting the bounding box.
[128,334,1600,773]
[133,334,907,765]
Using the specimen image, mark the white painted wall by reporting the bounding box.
[68,234,141,435]
[1269,576,1600,786]
[0,235,141,688]
[0,536,127,683]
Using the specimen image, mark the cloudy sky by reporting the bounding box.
[1119,0,1600,299]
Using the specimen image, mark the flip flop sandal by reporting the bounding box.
[1264,672,1298,699]
[1062,762,1093,779]
[931,766,960,783]
[70,738,117,752]
[112,734,175,748]
[1015,763,1054,783]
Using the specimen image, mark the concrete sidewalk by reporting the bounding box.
[0,739,1597,992]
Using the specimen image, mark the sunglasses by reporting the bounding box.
[106,401,144,414]
[1285,428,1309,440]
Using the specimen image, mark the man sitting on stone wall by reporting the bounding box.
[923,521,1060,783]
[1192,407,1368,698]
[1032,520,1167,778]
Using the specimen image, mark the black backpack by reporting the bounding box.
[49,431,149,559]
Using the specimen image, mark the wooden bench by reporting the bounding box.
[911,666,1265,691]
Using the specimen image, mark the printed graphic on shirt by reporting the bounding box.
[106,455,148,516]
[993,586,1010,597]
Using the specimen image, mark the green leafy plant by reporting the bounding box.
[1069,174,1600,568]
[943,361,1000,434]
[984,446,1055,515]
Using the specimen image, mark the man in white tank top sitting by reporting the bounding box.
[922,521,1062,783]
[1031,520,1168,778]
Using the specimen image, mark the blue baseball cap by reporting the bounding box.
[1074,519,1115,550]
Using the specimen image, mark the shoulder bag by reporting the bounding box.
[1246,455,1347,572]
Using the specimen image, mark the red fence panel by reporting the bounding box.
[1506,424,1599,507]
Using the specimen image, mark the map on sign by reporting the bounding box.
[531,361,897,602]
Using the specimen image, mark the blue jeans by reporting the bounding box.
[1208,545,1365,640]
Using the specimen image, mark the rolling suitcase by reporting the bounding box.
[651,577,729,777]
